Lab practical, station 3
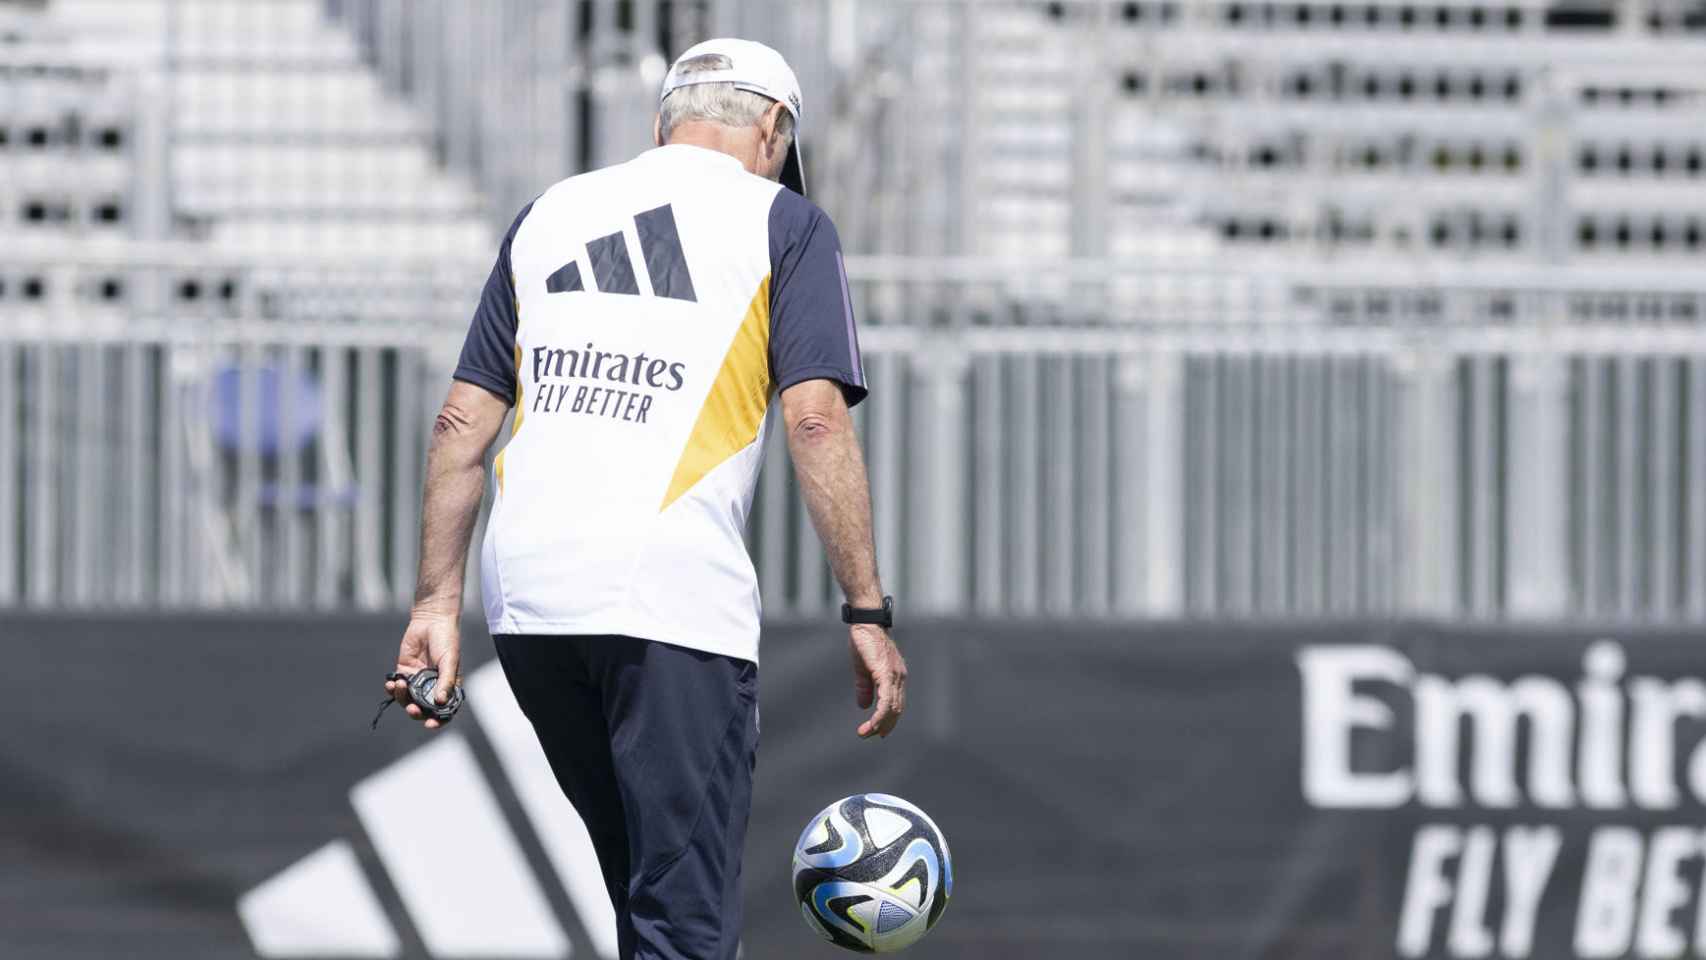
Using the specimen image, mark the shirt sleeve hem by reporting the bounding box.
[775,365,868,407]
[452,369,516,406]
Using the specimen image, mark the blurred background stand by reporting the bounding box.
[1,0,1704,622]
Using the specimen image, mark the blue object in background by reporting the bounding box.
[209,364,325,457]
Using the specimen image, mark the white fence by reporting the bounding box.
[3,248,1706,622]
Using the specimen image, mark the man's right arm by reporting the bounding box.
[781,378,906,739]
[386,380,508,728]
[386,200,532,727]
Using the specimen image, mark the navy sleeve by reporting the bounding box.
[453,201,535,405]
[767,190,868,407]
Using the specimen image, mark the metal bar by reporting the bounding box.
[1430,353,1461,618]
[1325,356,1357,616]
[1144,350,1183,615]
[1310,354,1334,615]
[231,343,261,605]
[1469,355,1497,618]
[72,343,103,606]
[1351,357,1375,615]
[25,344,56,607]
[1579,356,1605,617]
[1616,355,1640,617]
[0,342,14,605]
[1110,354,1143,616]
[1506,355,1570,618]
[1369,359,1397,615]
[1689,355,1706,620]
[1044,355,1075,616]
[1400,348,1458,616]
[1080,355,1111,616]
[160,340,185,606]
[756,410,788,613]
[869,352,903,611]
[1650,357,1678,620]
[416,0,442,156]
[186,335,214,608]
[15,242,1706,296]
[1226,354,1254,616]
[279,345,307,608]
[18,301,1706,357]
[1190,355,1218,615]
[355,347,386,609]
[973,354,1005,616]
[1008,354,1040,615]
[443,0,471,174]
[390,348,422,608]
[917,353,969,615]
[316,346,348,609]
[533,0,561,188]
[378,0,405,91]
[123,343,149,606]
[1289,356,1318,616]
[1253,355,1282,615]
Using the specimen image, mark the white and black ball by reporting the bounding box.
[792,793,952,952]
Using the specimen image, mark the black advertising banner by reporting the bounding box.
[2,614,1704,959]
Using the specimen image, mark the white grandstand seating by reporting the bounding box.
[922,0,1706,270]
[0,24,140,312]
[7,0,1705,318]
[28,0,492,262]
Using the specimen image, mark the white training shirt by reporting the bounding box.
[453,144,867,664]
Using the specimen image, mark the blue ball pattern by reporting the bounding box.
[792,793,951,953]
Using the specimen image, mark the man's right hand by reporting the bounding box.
[386,613,462,730]
[850,624,906,739]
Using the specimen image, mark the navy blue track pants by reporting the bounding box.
[493,633,759,960]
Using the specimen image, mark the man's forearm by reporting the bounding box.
[787,412,883,606]
[412,409,490,617]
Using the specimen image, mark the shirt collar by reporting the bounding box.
[644,143,747,172]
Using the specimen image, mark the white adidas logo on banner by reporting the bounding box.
[237,662,620,959]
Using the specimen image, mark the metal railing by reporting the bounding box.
[4,247,1705,623]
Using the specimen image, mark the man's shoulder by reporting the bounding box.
[521,156,785,220]
[529,162,632,210]
[504,162,649,250]
[765,188,839,262]
[766,186,830,232]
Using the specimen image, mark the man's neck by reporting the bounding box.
[662,122,765,179]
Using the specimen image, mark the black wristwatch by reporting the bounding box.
[841,595,895,629]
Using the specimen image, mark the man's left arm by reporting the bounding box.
[767,195,904,737]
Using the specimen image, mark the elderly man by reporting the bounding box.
[384,37,907,959]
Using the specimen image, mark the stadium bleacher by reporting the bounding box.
[994,0,1706,266]
[9,0,1705,301]
[7,0,490,299]
[3,0,1706,622]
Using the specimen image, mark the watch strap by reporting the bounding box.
[841,595,894,628]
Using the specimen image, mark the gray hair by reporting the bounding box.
[659,53,796,145]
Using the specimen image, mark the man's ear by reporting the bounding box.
[653,113,664,147]
[760,101,784,157]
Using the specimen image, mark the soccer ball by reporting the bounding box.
[792,793,952,952]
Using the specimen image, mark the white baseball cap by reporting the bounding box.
[659,38,807,196]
